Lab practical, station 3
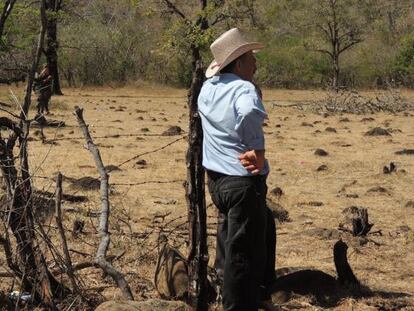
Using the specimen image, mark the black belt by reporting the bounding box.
[206,169,267,181]
[206,170,228,181]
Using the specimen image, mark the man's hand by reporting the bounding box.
[239,150,265,175]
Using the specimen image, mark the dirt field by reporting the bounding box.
[0,85,413,310]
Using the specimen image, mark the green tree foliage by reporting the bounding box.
[2,0,414,88]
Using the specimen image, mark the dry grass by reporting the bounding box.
[0,85,413,310]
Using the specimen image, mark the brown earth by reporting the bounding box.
[0,85,413,310]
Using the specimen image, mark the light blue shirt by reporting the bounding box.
[198,73,269,176]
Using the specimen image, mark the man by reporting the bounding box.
[34,63,53,118]
[198,28,277,311]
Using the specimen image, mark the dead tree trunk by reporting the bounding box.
[186,2,209,309]
[45,0,63,95]
[352,208,373,236]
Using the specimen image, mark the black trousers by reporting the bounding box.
[207,171,276,311]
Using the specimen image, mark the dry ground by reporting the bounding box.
[0,85,413,310]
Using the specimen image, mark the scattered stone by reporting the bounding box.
[161,126,183,136]
[151,117,157,121]
[397,225,411,233]
[367,186,389,194]
[275,124,281,128]
[270,187,283,198]
[314,148,329,156]
[339,117,350,122]
[405,201,414,208]
[344,194,359,198]
[95,299,187,311]
[383,162,396,174]
[395,149,414,155]
[299,201,324,207]
[361,117,375,122]
[135,159,147,169]
[141,127,150,132]
[316,164,328,171]
[135,109,146,113]
[325,127,337,133]
[266,199,290,222]
[365,127,391,136]
[301,122,313,127]
[136,116,144,120]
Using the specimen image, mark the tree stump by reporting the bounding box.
[352,208,373,236]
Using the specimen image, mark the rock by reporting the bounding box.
[95,299,187,311]
[135,159,147,167]
[383,162,396,174]
[301,122,313,127]
[314,148,329,156]
[395,149,414,155]
[339,117,350,122]
[397,225,411,233]
[405,201,414,208]
[361,117,375,122]
[266,199,290,223]
[367,186,389,194]
[161,126,183,136]
[298,201,324,207]
[365,127,391,136]
[325,127,337,133]
[316,164,328,171]
[141,128,150,132]
[270,187,283,198]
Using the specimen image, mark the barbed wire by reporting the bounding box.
[115,135,187,169]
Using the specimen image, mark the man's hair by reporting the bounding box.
[219,54,243,74]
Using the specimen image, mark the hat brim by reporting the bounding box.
[205,42,264,78]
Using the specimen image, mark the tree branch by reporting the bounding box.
[0,0,17,38]
[162,0,187,21]
[55,172,79,292]
[338,38,363,54]
[74,106,134,301]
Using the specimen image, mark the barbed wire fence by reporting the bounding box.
[1,100,218,307]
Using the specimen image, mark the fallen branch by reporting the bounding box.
[74,106,134,300]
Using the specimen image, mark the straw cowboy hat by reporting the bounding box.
[205,28,264,78]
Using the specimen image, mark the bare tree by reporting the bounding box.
[305,0,364,90]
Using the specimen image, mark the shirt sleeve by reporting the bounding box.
[234,86,267,150]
